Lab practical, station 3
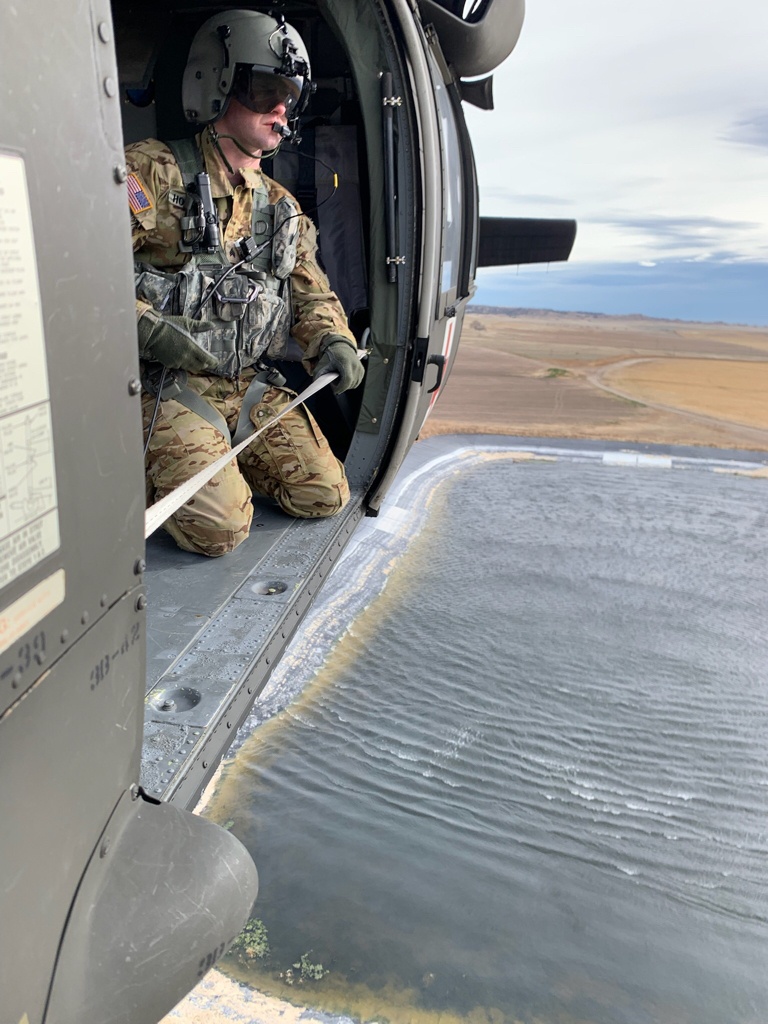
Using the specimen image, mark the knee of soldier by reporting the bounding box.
[165,501,253,557]
[287,476,350,519]
[183,528,247,557]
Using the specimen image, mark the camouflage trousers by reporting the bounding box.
[142,369,349,557]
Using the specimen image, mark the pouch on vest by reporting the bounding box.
[271,195,299,280]
[134,263,176,312]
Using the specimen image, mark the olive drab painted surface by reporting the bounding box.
[0,2,258,1021]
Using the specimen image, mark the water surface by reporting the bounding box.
[210,455,768,1024]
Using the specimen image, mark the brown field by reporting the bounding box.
[420,311,768,450]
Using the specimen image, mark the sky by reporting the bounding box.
[464,0,768,324]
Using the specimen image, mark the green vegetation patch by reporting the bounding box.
[545,367,569,378]
[230,918,271,965]
[229,920,330,986]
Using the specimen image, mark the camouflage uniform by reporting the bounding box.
[126,131,355,556]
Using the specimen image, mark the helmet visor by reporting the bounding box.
[233,67,301,115]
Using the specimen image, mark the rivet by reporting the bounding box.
[134,558,146,575]
[202,760,209,769]
[128,377,141,396]
[383,358,389,364]
[81,611,90,626]
[226,721,232,729]
[97,21,111,43]
[113,165,127,184]
[371,417,378,424]
[11,674,21,689]
[60,629,69,643]
[103,76,116,98]
[100,594,108,608]
[135,594,147,612]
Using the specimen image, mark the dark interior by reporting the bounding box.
[113,1,370,461]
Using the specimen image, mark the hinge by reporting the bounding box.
[382,96,402,107]
[386,255,406,266]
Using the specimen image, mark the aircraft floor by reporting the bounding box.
[144,500,293,693]
[140,491,365,804]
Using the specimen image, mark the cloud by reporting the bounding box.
[595,214,758,237]
[585,214,762,258]
[472,259,768,326]
[724,110,768,149]
[480,187,573,208]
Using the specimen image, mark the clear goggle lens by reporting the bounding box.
[233,69,301,115]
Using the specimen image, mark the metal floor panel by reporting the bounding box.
[140,492,366,803]
[144,501,291,692]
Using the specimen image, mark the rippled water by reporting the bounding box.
[210,455,768,1024]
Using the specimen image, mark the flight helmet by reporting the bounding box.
[182,10,312,128]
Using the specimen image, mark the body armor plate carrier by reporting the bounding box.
[134,138,299,378]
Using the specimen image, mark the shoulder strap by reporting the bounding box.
[166,138,227,264]
[248,182,274,275]
[166,138,204,188]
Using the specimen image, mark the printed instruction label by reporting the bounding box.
[0,567,64,658]
[0,151,60,589]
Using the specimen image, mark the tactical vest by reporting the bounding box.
[134,138,300,378]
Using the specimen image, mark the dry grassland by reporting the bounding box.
[420,311,768,451]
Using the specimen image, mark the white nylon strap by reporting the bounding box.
[144,371,338,539]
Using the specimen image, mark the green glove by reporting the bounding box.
[313,336,364,394]
[137,311,218,373]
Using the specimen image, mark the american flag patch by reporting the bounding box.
[126,172,153,215]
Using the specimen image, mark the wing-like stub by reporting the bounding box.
[45,789,258,1024]
[478,217,578,267]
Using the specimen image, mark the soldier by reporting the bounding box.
[126,10,364,557]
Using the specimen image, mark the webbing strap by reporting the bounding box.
[166,137,203,188]
[166,137,228,265]
[231,367,286,447]
[174,383,231,443]
[144,370,337,539]
[144,349,365,540]
[167,366,287,448]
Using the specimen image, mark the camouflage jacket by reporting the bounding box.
[125,130,355,372]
